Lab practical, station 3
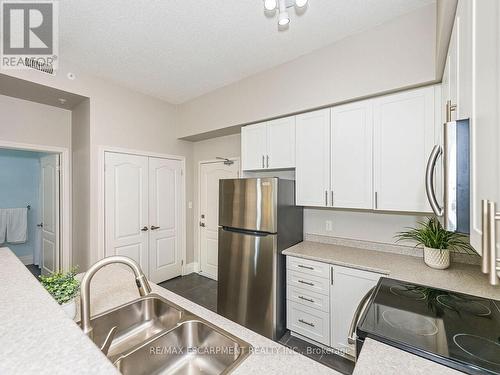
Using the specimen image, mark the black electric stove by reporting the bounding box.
[356,278,500,374]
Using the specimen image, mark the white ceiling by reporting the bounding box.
[60,0,435,104]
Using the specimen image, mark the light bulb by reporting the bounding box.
[264,0,277,11]
[295,0,308,7]
[278,11,290,26]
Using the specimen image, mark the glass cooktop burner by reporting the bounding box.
[436,294,492,317]
[357,278,500,375]
[389,285,426,300]
[453,334,500,366]
[382,309,438,336]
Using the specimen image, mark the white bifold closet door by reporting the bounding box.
[148,157,182,283]
[105,152,182,283]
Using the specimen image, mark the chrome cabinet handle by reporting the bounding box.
[298,280,314,286]
[425,145,444,216]
[262,155,265,169]
[298,296,314,303]
[266,155,269,168]
[151,225,160,230]
[140,226,149,232]
[331,190,334,207]
[374,192,378,209]
[486,201,500,285]
[482,200,490,274]
[297,264,314,270]
[348,287,375,347]
[325,190,328,206]
[298,319,315,328]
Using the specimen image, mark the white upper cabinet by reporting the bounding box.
[296,109,331,207]
[331,100,373,209]
[373,86,435,212]
[241,117,295,170]
[267,117,296,169]
[468,0,500,257]
[241,122,267,170]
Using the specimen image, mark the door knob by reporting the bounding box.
[140,226,149,231]
[199,222,206,227]
[151,225,160,230]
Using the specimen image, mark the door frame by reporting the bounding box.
[0,140,71,271]
[196,157,240,275]
[97,146,186,274]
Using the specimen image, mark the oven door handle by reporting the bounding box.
[347,286,376,346]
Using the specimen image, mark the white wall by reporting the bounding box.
[304,209,425,244]
[191,134,240,264]
[178,4,437,140]
[1,68,194,269]
[71,99,91,269]
[0,94,72,148]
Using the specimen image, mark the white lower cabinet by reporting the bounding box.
[330,265,381,357]
[286,255,383,357]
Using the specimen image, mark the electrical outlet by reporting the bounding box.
[325,220,333,232]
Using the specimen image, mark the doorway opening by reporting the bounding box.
[197,158,240,280]
[0,148,62,277]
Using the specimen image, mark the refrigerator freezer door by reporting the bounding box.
[219,178,278,233]
[217,227,283,340]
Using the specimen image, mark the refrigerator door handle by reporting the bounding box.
[425,144,444,217]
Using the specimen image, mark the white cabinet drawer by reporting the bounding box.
[287,285,329,313]
[286,256,330,279]
[287,301,330,346]
[287,270,330,296]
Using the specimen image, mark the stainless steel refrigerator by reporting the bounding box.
[217,177,303,340]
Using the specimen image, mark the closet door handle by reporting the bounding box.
[266,155,269,168]
[140,226,149,232]
[151,225,160,230]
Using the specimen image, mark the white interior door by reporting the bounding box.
[148,157,183,283]
[105,152,149,274]
[199,160,239,280]
[41,154,60,275]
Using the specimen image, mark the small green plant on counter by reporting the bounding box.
[40,267,80,305]
[395,217,476,254]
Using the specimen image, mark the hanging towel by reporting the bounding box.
[0,209,7,244]
[6,208,27,244]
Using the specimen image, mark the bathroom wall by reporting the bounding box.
[0,149,45,263]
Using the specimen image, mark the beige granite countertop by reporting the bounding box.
[0,248,119,375]
[283,241,500,300]
[0,247,337,375]
[353,339,461,375]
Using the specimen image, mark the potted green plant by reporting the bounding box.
[395,217,475,269]
[40,267,80,319]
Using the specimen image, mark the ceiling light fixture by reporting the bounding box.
[264,0,277,11]
[264,0,309,27]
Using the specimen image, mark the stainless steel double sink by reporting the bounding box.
[86,294,251,374]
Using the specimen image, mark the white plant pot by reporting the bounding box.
[61,298,77,319]
[423,247,450,270]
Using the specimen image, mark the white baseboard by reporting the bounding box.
[18,255,34,265]
[184,262,199,275]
